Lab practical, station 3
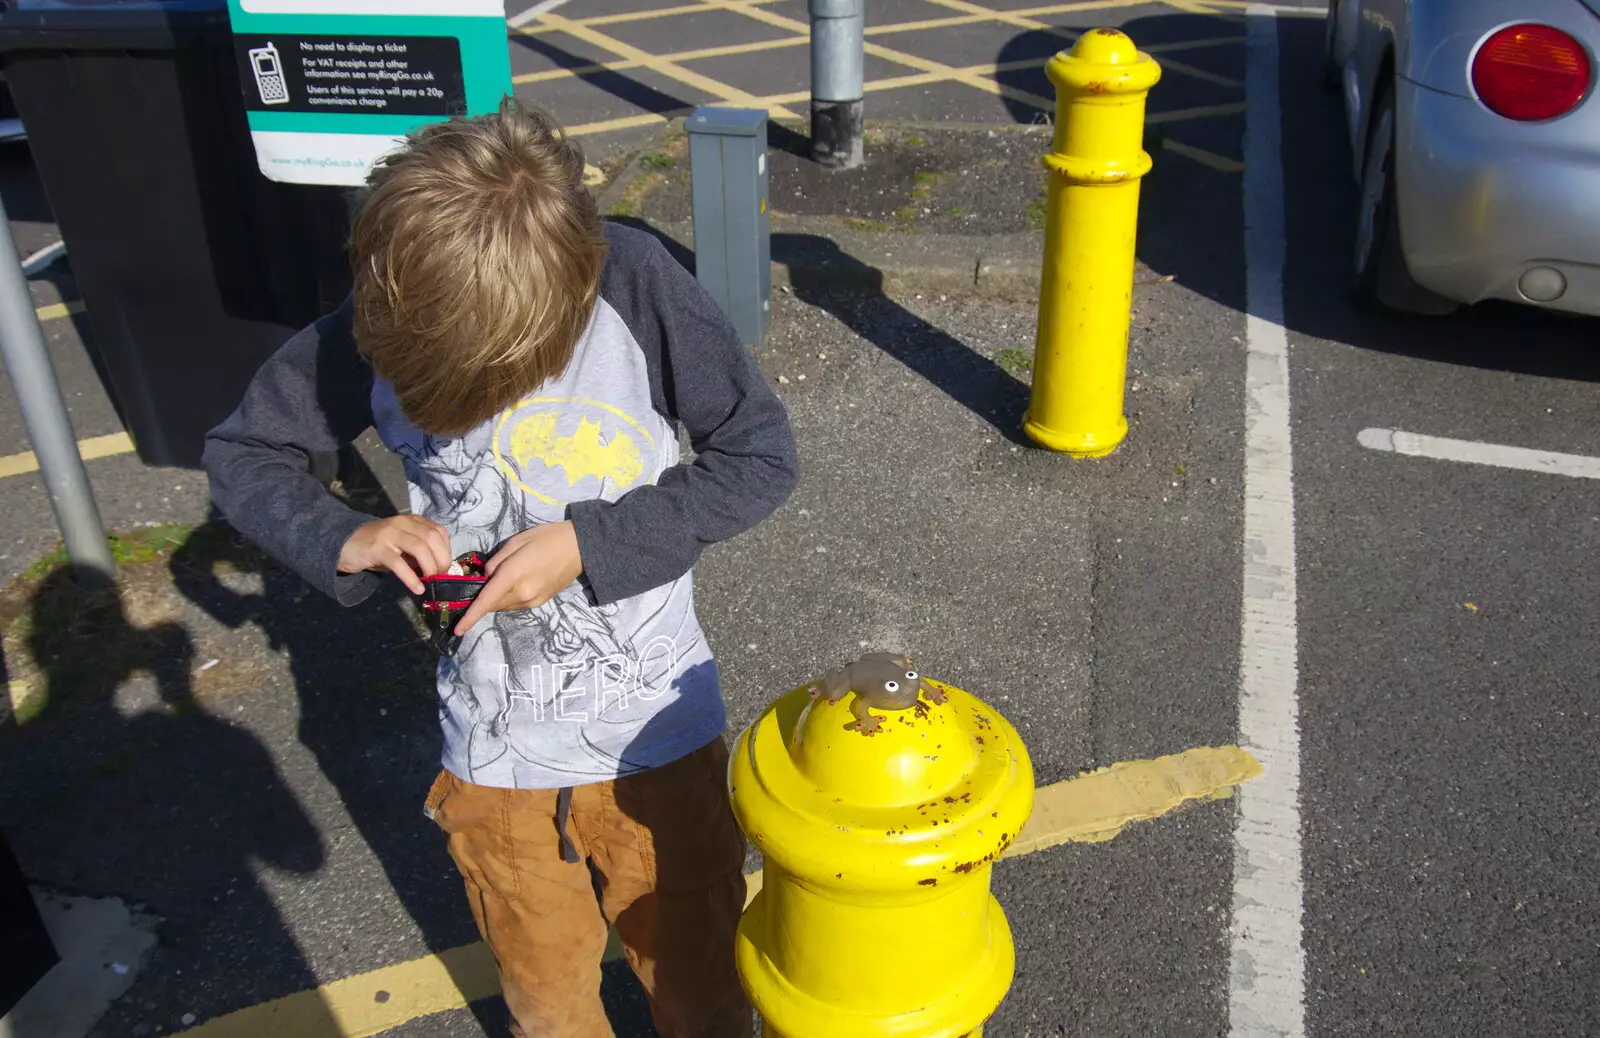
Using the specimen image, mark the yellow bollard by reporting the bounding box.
[729,662,1034,1037]
[1024,29,1162,457]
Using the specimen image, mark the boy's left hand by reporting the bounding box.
[453,521,584,635]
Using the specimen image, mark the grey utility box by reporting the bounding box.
[687,106,771,347]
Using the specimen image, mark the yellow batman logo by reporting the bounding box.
[491,397,657,508]
[509,414,643,489]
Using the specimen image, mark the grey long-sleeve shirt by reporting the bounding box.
[203,223,799,788]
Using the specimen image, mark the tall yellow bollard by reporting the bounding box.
[1024,29,1162,457]
[729,658,1034,1037]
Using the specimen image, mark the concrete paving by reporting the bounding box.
[0,893,157,1038]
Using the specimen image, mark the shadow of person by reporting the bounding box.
[167,486,477,946]
[0,564,338,1033]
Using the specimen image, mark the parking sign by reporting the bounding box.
[225,0,513,185]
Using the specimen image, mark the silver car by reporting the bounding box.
[1324,0,1600,316]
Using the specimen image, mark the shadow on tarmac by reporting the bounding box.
[0,563,344,1035]
[606,213,1034,445]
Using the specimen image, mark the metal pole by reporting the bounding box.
[0,196,114,577]
[809,0,864,169]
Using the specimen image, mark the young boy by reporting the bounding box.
[202,98,798,1038]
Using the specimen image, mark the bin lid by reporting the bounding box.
[0,0,229,49]
[687,106,768,138]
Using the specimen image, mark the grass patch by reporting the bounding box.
[1025,194,1049,230]
[907,135,924,146]
[995,348,1033,376]
[640,153,677,172]
[943,206,964,216]
[1,521,265,727]
[608,170,666,218]
[844,216,895,232]
[910,171,950,204]
[22,522,195,582]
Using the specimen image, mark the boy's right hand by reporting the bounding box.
[337,516,451,595]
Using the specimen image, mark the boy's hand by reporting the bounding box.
[337,515,452,595]
[454,521,583,635]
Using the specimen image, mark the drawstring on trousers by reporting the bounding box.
[554,786,579,863]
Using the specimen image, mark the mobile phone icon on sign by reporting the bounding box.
[249,43,289,105]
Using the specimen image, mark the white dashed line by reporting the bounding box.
[1230,7,1306,1038]
[1358,428,1600,480]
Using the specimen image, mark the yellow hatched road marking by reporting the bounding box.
[175,747,1258,1038]
[1153,54,1243,87]
[565,78,1246,143]
[1146,100,1249,122]
[700,0,1060,109]
[513,35,809,85]
[511,0,787,36]
[906,0,1240,91]
[518,5,1216,89]
[534,10,802,120]
[1161,138,1245,172]
[1144,34,1246,52]
[866,13,994,34]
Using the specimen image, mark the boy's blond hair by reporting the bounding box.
[351,98,606,437]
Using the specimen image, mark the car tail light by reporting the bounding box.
[1472,24,1592,121]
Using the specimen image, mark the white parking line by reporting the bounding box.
[1358,428,1600,480]
[1230,7,1306,1038]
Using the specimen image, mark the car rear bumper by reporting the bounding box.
[1394,77,1600,317]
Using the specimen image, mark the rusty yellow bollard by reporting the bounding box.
[729,657,1034,1037]
[1024,29,1162,457]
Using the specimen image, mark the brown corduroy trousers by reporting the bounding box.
[424,737,753,1038]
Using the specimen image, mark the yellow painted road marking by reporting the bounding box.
[909,0,1238,91]
[177,942,502,1038]
[1005,745,1262,856]
[566,110,679,137]
[175,746,1257,1038]
[514,35,809,85]
[566,80,1246,147]
[1147,100,1249,123]
[510,0,787,35]
[1162,138,1245,173]
[35,299,84,323]
[1144,34,1246,53]
[1154,54,1244,88]
[0,431,135,480]
[867,13,995,34]
[702,0,1060,110]
[535,10,802,120]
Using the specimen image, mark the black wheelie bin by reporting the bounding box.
[0,0,356,469]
